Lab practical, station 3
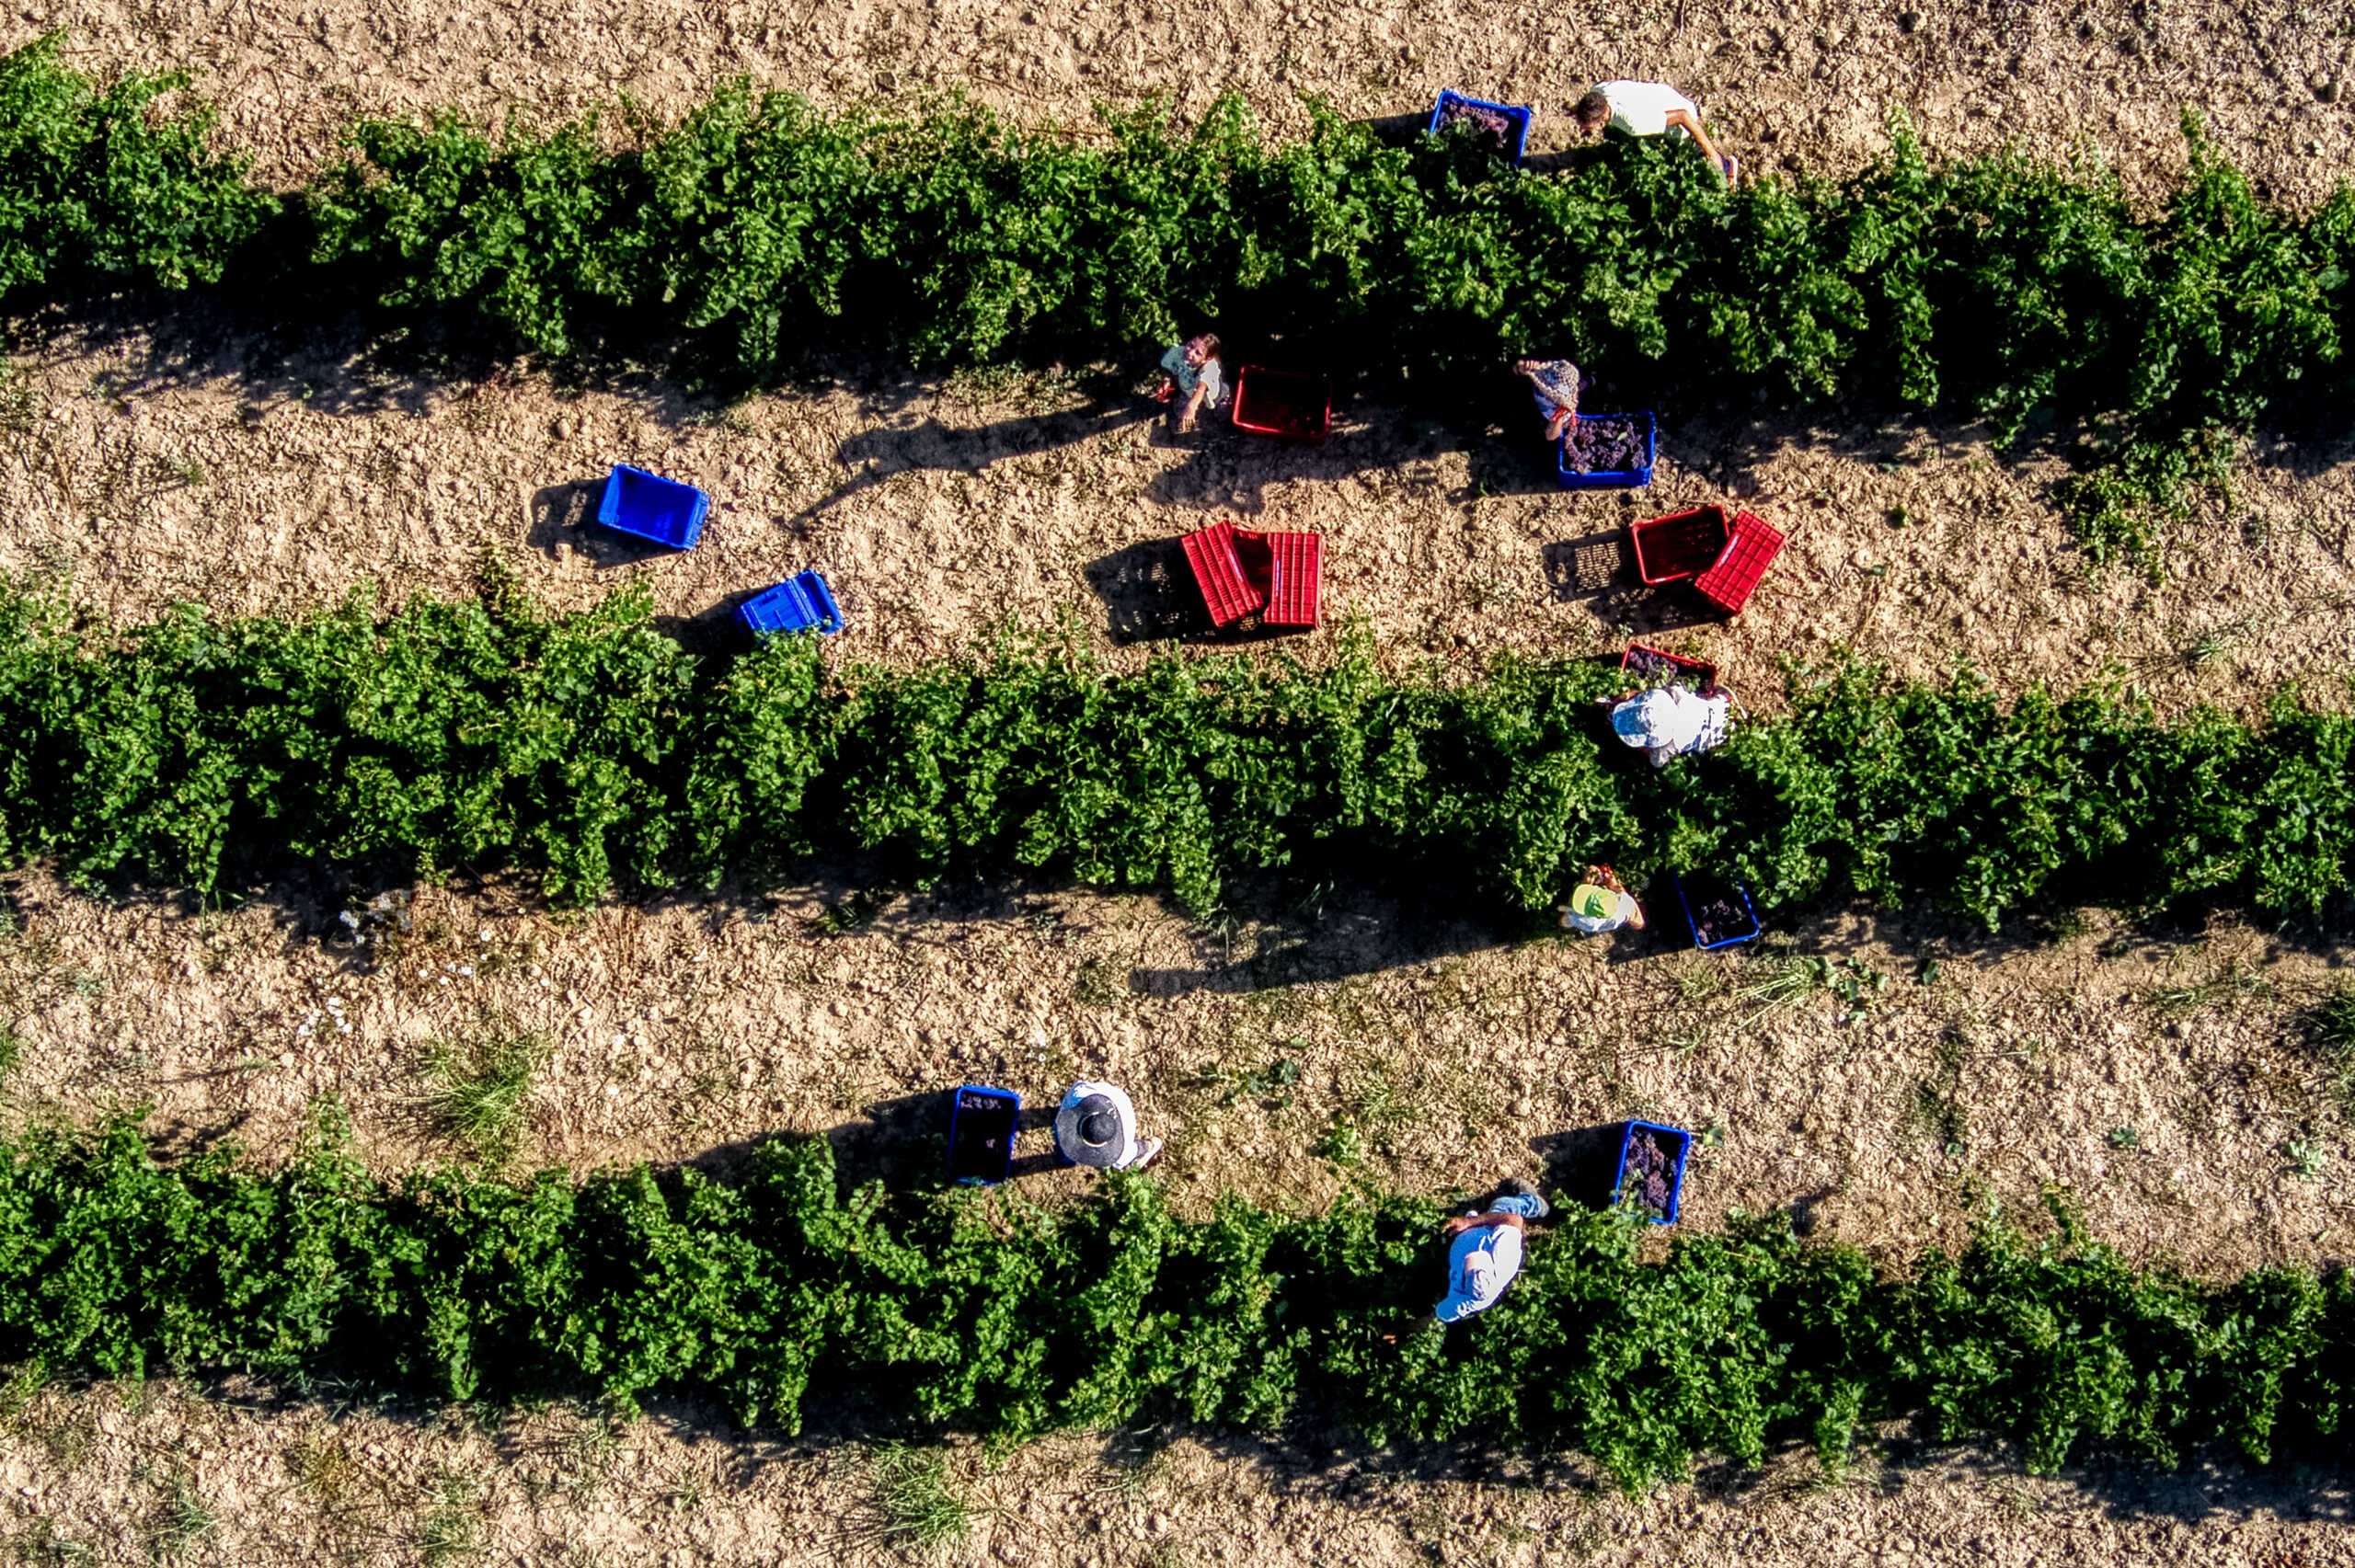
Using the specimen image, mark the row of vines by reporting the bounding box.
[0,575,2349,925]
[2,36,2351,560]
[5,1114,2349,1485]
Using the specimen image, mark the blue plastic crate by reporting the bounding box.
[1674,871,1760,951]
[740,571,844,638]
[1612,1119,1693,1225]
[596,464,709,549]
[948,1085,1020,1185]
[1557,411,1657,490]
[1428,89,1533,164]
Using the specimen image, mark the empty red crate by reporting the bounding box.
[1258,532,1321,627]
[1694,509,1786,614]
[1231,367,1331,442]
[1621,643,1717,688]
[1629,506,1729,586]
[1179,521,1323,628]
[1182,521,1260,626]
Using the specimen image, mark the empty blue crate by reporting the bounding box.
[740,571,844,638]
[1613,1119,1693,1225]
[1429,89,1533,164]
[596,464,709,549]
[948,1085,1020,1185]
[1557,411,1658,491]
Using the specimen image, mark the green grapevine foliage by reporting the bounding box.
[3,42,2352,560]
[0,1112,2349,1486]
[0,581,2349,929]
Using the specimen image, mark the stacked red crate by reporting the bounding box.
[1181,521,1262,627]
[1178,521,1323,629]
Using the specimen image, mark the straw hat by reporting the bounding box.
[1055,1093,1125,1168]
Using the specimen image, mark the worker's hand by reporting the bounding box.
[1441,1215,1478,1236]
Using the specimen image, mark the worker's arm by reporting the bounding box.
[1442,1209,1529,1237]
[1178,379,1210,431]
[1660,107,1728,175]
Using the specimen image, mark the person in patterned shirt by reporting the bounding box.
[1512,358,1581,443]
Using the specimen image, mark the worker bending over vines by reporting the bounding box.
[1571,81,1738,181]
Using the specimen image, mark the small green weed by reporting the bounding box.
[151,1472,217,1560]
[420,1033,544,1161]
[1201,1056,1300,1109]
[867,1444,972,1558]
[417,1471,482,1566]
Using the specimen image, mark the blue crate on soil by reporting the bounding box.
[1557,411,1657,490]
[948,1085,1020,1185]
[1674,870,1760,951]
[596,464,709,549]
[740,570,844,638]
[1612,1119,1693,1225]
[1428,89,1533,164]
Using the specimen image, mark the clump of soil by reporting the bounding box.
[1565,415,1648,475]
[1621,1126,1684,1219]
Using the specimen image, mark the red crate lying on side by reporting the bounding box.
[1629,506,1729,586]
[1694,509,1786,614]
[1182,520,1260,626]
[1179,521,1324,629]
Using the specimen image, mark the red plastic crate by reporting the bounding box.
[1257,531,1322,627]
[1628,506,1729,586]
[1621,643,1716,688]
[1182,521,1260,626]
[1231,367,1332,442]
[1694,509,1786,614]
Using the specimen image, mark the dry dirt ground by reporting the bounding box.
[6,867,2349,1278]
[1,1379,2351,1568]
[6,2,2355,1560]
[17,0,2355,205]
[5,331,2355,718]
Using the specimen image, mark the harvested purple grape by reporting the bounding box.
[1564,416,1646,475]
[1619,1129,1683,1219]
[1438,98,1518,155]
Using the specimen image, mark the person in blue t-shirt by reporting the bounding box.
[1385,1179,1552,1340]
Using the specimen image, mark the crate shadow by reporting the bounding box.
[1541,528,1727,634]
[527,477,678,568]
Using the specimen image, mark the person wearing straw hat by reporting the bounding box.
[1559,864,1646,934]
[1603,681,1730,768]
[1053,1080,1164,1171]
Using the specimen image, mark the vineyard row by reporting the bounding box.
[4,36,2351,558]
[0,576,2348,926]
[5,1114,2348,1485]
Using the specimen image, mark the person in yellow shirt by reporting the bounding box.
[1559,864,1646,934]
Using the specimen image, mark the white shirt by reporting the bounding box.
[1611,686,1729,764]
[1595,80,1699,140]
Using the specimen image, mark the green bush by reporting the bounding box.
[0,581,2351,928]
[4,40,2353,560]
[1,1114,2349,1486]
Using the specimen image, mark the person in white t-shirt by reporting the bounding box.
[1571,81,1737,180]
